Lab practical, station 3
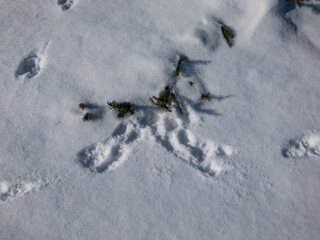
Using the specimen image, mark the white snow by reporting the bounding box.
[0,0,320,239]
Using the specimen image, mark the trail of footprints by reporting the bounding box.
[79,109,234,177]
[14,0,75,79]
[5,1,78,203]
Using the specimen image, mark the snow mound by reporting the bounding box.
[282,133,320,158]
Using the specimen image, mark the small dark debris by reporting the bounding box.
[221,25,234,47]
[201,92,211,101]
[82,112,92,121]
[175,55,189,77]
[78,103,86,110]
[107,101,135,118]
[150,86,181,113]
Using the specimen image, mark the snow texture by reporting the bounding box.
[0,0,320,239]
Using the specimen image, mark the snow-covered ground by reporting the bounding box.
[0,0,320,239]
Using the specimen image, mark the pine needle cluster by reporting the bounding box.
[107,101,135,118]
[82,112,92,121]
[150,86,180,112]
[201,92,211,101]
[78,103,86,110]
[175,55,189,76]
[221,25,234,47]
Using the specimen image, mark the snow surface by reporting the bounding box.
[0,0,320,239]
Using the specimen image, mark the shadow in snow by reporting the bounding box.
[304,3,320,14]
[272,0,298,32]
[84,102,106,121]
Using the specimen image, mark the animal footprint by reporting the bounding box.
[57,0,75,11]
[15,52,41,79]
[15,43,48,80]
[0,177,48,203]
[154,115,234,177]
[78,122,141,173]
[0,173,69,203]
[282,133,320,158]
[173,129,233,176]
